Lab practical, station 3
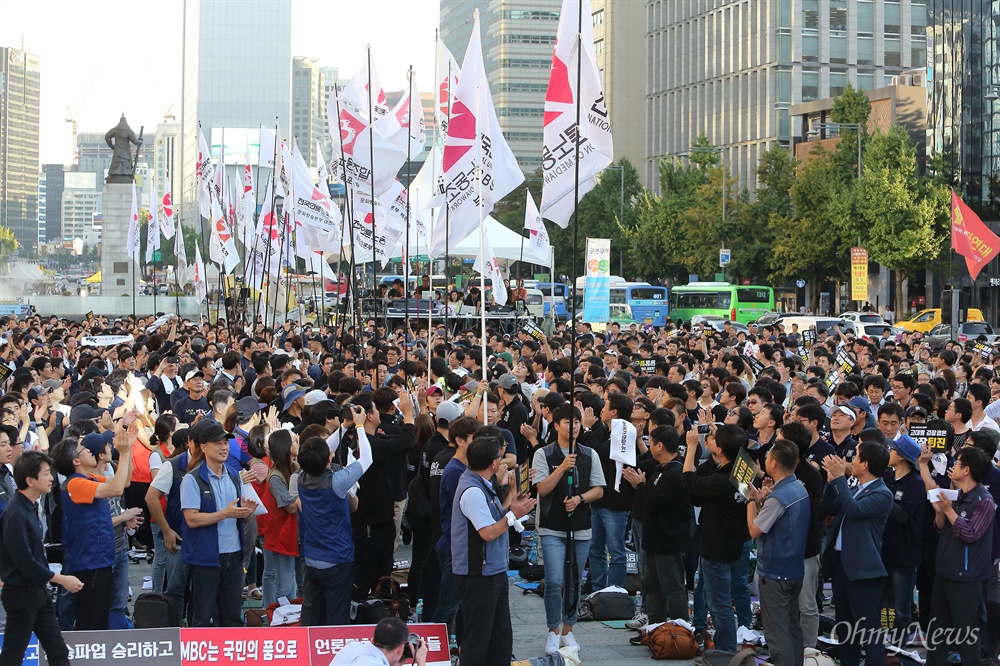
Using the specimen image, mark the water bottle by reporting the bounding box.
[449,633,458,651]
[528,542,538,565]
[635,590,643,615]
[415,598,424,623]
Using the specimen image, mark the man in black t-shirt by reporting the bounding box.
[173,369,209,425]
[496,374,530,463]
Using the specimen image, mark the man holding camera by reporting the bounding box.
[329,617,428,666]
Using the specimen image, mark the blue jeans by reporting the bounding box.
[151,524,167,596]
[882,565,917,639]
[164,547,191,622]
[432,551,460,630]
[541,534,591,630]
[701,556,739,652]
[263,550,298,607]
[588,508,628,589]
[732,540,752,628]
[109,549,131,629]
[632,520,646,613]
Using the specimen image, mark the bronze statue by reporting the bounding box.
[104,114,143,183]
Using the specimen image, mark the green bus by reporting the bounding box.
[670,282,775,325]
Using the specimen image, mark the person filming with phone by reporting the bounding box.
[329,617,428,666]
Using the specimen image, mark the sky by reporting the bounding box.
[1,0,439,166]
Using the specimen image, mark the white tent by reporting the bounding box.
[386,215,553,264]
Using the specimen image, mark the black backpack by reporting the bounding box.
[133,593,179,628]
[351,598,388,625]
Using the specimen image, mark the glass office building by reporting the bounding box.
[180,0,291,232]
[0,47,41,255]
[645,0,924,192]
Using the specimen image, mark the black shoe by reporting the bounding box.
[629,635,644,646]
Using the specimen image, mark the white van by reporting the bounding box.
[523,288,544,318]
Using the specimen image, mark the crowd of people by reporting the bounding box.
[0,306,998,666]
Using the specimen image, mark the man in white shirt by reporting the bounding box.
[966,384,1000,432]
[330,617,427,666]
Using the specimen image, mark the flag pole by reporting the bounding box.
[404,66,414,367]
[473,12,487,425]
[332,83,360,354]
[444,58,453,347]
[366,45,382,383]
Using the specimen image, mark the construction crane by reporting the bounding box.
[65,68,99,167]
[163,105,176,124]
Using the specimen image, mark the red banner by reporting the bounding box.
[180,627,310,665]
[308,624,450,666]
[952,189,1000,280]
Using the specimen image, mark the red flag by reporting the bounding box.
[952,189,1000,280]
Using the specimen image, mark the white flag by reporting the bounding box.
[213,129,226,206]
[540,0,614,227]
[238,150,256,249]
[197,127,215,219]
[210,190,240,275]
[473,227,507,306]
[159,174,175,240]
[290,144,342,253]
[174,216,187,285]
[347,189,389,265]
[256,177,284,277]
[338,59,389,120]
[127,181,141,266]
[379,70,426,159]
[608,418,637,492]
[193,241,207,303]
[316,138,329,187]
[258,125,276,169]
[435,38,460,145]
[431,11,524,258]
[524,191,550,263]
[146,180,160,263]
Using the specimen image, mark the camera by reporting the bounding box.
[696,423,712,435]
[402,633,422,660]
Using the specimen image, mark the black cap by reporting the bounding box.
[192,420,231,445]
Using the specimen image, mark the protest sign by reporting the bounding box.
[636,359,656,375]
[729,448,759,502]
[836,347,857,375]
[521,319,545,341]
[907,423,951,453]
[39,628,179,666]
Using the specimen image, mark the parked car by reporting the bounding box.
[923,321,998,349]
[895,307,985,334]
[697,318,750,335]
[840,311,888,326]
[776,316,851,337]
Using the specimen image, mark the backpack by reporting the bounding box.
[640,622,700,660]
[694,648,769,666]
[351,598,388,625]
[519,562,545,582]
[132,593,179,628]
[580,590,635,621]
[373,576,410,620]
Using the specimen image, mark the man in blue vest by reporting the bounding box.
[452,433,536,666]
[297,405,373,626]
[747,439,810,666]
[49,425,132,631]
[180,421,257,627]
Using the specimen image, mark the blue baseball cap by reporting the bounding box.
[890,434,921,465]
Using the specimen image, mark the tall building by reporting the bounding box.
[292,57,326,168]
[37,170,45,246]
[76,132,114,183]
[180,0,292,230]
[43,164,65,241]
[153,122,181,203]
[592,0,647,184]
[61,172,101,243]
[441,0,560,173]
[0,47,42,255]
[645,0,926,192]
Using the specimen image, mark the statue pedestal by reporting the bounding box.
[100,181,137,298]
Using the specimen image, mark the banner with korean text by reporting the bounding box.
[583,238,611,323]
[850,247,868,302]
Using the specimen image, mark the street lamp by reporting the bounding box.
[603,165,626,276]
[680,146,728,279]
[807,121,863,178]
[986,85,1000,102]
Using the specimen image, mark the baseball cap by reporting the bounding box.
[426,384,444,396]
[497,373,519,392]
[834,405,857,421]
[496,351,514,365]
[304,389,332,406]
[193,421,230,445]
[847,397,871,415]
[435,401,465,425]
[70,403,105,423]
[235,396,263,423]
[27,386,51,402]
[184,369,205,382]
[281,384,308,406]
[889,434,921,465]
[41,379,62,392]
[81,431,114,456]
[904,406,928,420]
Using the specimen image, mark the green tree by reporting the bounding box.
[0,227,19,264]
[849,125,949,310]
[770,143,852,311]
[829,83,872,183]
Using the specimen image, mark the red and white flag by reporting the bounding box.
[290,143,342,254]
[524,191,550,263]
[430,11,524,258]
[435,37,460,145]
[473,226,507,306]
[193,241,207,303]
[237,149,255,249]
[255,177,284,277]
[338,58,389,121]
[174,215,187,284]
[210,187,240,275]
[127,180,141,266]
[146,180,160,264]
[952,189,1000,280]
[213,129,226,206]
[540,0,614,227]
[159,175,175,240]
[379,69,426,159]
[197,127,215,219]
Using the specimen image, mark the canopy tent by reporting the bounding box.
[85,271,102,283]
[1,263,47,282]
[385,215,553,264]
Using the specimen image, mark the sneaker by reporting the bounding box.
[906,629,926,648]
[560,632,579,649]
[625,613,648,630]
[545,632,561,655]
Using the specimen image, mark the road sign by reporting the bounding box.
[719,248,731,267]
